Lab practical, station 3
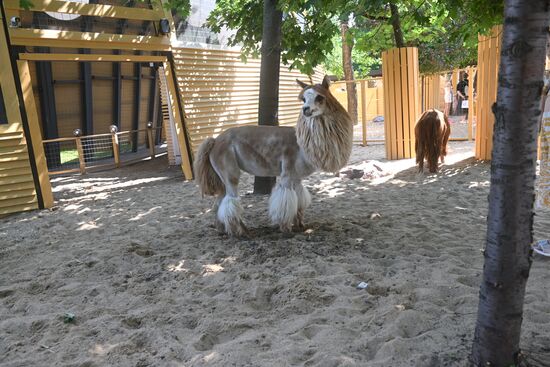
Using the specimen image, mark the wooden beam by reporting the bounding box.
[4,0,164,21]
[18,53,167,63]
[163,61,193,180]
[9,29,171,51]
[16,60,54,208]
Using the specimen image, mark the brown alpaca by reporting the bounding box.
[414,109,451,173]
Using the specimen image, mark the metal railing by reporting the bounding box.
[43,125,166,175]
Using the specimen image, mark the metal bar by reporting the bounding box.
[113,52,121,128]
[35,46,61,170]
[91,75,116,81]
[132,52,142,152]
[53,79,83,84]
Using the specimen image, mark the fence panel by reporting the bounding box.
[382,47,419,160]
[43,126,167,175]
[475,25,502,160]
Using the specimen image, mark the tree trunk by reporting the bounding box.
[253,0,282,195]
[471,1,549,366]
[389,3,405,48]
[341,19,358,125]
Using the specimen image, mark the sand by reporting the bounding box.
[1,140,550,367]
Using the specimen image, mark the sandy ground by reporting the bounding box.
[1,141,550,367]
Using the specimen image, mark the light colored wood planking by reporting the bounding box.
[9,29,171,51]
[19,53,167,63]
[4,0,164,20]
[17,60,54,208]
[400,48,411,158]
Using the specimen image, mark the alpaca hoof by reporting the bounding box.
[227,221,249,238]
[293,221,305,232]
[279,224,293,234]
[215,219,225,234]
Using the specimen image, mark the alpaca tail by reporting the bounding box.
[194,137,225,196]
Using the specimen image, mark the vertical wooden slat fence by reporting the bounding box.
[421,74,441,112]
[382,47,420,160]
[475,25,502,160]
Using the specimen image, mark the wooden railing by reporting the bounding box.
[42,126,165,175]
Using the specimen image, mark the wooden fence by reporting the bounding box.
[382,47,421,160]
[172,47,324,153]
[475,25,502,160]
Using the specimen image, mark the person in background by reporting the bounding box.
[456,72,469,123]
[444,76,453,118]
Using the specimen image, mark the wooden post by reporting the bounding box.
[75,137,86,174]
[147,124,155,158]
[17,60,54,208]
[111,131,120,167]
[475,25,502,160]
[382,47,420,160]
[360,80,367,146]
[163,61,193,180]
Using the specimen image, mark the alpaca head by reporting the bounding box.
[296,76,332,118]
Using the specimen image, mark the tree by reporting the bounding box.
[253,0,282,194]
[471,1,549,365]
[341,14,358,124]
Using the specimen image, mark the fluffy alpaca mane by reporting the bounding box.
[295,85,354,172]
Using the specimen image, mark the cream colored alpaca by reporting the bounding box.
[194,76,353,236]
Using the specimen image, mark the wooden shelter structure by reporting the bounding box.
[0,0,324,216]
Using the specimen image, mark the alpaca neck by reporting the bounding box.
[296,112,353,173]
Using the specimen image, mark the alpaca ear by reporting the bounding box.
[322,75,331,89]
[296,79,308,89]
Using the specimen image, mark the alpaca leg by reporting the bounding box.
[293,183,311,230]
[269,178,298,233]
[217,195,247,237]
[210,155,247,236]
[213,195,225,233]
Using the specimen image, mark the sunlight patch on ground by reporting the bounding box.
[77,221,100,231]
[167,260,226,276]
[468,181,490,189]
[53,176,171,195]
[89,343,118,356]
[129,206,161,221]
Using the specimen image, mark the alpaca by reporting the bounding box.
[194,76,354,236]
[415,109,451,173]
